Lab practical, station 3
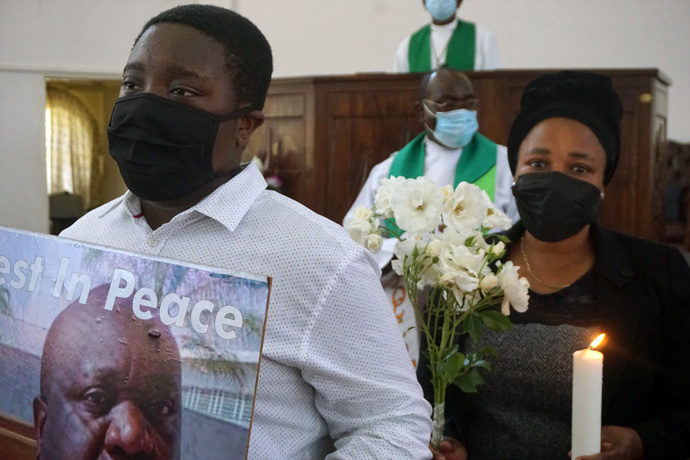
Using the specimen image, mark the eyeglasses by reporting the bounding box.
[423,97,478,113]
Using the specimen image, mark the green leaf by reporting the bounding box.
[453,368,486,393]
[442,344,460,361]
[495,234,511,243]
[442,351,467,382]
[464,349,492,370]
[479,309,513,331]
[464,236,476,247]
[476,345,497,358]
[463,313,482,343]
[470,359,491,370]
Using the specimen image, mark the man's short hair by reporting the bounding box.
[418,64,472,100]
[136,4,273,110]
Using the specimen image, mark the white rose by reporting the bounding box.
[480,274,498,291]
[439,231,486,278]
[365,233,383,253]
[393,237,425,260]
[452,270,480,293]
[440,272,456,286]
[491,241,506,255]
[445,182,488,231]
[483,203,513,231]
[344,217,373,246]
[391,237,439,288]
[497,261,530,315]
[391,259,404,276]
[441,184,455,211]
[353,205,373,220]
[390,177,444,237]
[374,176,405,218]
[441,227,485,253]
[426,238,442,258]
[439,267,479,293]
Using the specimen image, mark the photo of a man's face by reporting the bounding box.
[33,285,182,460]
[0,228,269,460]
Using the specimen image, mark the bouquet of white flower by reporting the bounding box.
[345,176,530,449]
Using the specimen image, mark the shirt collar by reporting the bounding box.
[99,162,268,232]
[424,133,463,153]
[430,16,458,32]
[194,162,267,232]
[97,195,129,218]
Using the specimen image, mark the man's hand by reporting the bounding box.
[430,437,467,460]
[573,426,644,460]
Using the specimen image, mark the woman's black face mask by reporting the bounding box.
[512,171,602,242]
[107,93,251,201]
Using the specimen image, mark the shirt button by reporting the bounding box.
[147,236,159,247]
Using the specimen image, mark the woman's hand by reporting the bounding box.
[572,426,644,460]
[430,437,467,460]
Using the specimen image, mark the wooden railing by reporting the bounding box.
[0,413,37,460]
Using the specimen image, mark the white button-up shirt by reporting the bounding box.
[60,162,433,460]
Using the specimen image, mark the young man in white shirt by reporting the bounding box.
[394,0,500,72]
[60,4,433,459]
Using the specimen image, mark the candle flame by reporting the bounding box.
[589,333,605,350]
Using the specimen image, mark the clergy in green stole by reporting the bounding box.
[408,20,476,72]
[384,131,497,236]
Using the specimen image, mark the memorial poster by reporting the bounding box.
[0,226,270,460]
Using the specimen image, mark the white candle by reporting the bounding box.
[571,334,605,459]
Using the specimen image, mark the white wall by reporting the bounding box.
[1,0,689,232]
[0,70,48,233]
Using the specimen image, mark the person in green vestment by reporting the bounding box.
[345,65,517,270]
[394,0,500,72]
[343,65,517,367]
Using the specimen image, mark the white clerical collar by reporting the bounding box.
[424,134,463,154]
[430,16,458,32]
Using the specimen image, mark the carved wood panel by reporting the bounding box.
[251,70,670,242]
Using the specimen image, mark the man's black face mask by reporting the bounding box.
[107,93,251,201]
[512,171,602,242]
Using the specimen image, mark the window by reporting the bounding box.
[45,87,102,210]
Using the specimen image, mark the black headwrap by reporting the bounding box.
[507,71,624,185]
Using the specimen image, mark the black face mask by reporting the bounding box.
[512,171,602,242]
[107,93,252,201]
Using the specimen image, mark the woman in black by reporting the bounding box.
[423,71,690,460]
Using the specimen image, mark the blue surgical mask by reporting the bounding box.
[426,0,458,22]
[424,103,479,149]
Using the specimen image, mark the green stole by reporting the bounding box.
[408,20,476,72]
[388,132,498,199]
[384,132,498,236]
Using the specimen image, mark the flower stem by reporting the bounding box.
[431,401,445,450]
